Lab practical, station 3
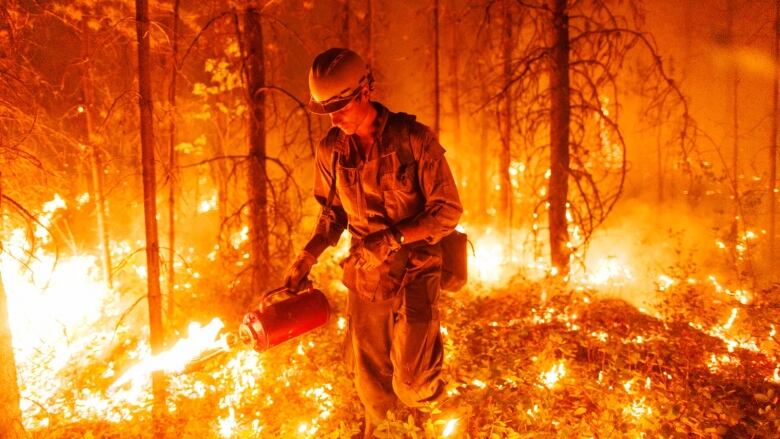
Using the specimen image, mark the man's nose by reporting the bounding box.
[330,113,341,126]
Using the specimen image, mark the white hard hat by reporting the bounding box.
[307,48,373,114]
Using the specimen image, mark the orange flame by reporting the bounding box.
[110,318,230,390]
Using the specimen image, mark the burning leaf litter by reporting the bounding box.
[4,198,780,437]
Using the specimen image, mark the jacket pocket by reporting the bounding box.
[379,156,421,222]
[336,165,361,218]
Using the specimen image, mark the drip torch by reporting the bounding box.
[237,285,331,351]
[182,285,330,372]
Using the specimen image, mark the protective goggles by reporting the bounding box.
[307,73,373,114]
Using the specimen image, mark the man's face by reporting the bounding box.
[329,89,369,135]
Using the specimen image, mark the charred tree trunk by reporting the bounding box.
[341,0,350,48]
[135,0,166,433]
[771,0,779,266]
[433,0,441,137]
[498,1,512,232]
[366,0,374,68]
[726,0,740,213]
[548,0,571,274]
[0,180,25,439]
[81,24,113,290]
[656,126,664,203]
[448,0,462,150]
[167,0,180,324]
[0,278,24,439]
[88,144,112,288]
[243,6,270,295]
[479,77,488,219]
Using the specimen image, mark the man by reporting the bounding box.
[284,47,462,436]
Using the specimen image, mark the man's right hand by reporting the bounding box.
[283,250,317,292]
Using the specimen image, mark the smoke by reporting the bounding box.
[578,198,728,310]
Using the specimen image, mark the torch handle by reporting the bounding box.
[260,284,312,310]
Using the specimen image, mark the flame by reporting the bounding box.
[2,196,125,428]
[442,418,458,437]
[110,318,230,390]
[468,227,509,285]
[577,256,634,286]
[539,361,566,389]
[624,397,653,419]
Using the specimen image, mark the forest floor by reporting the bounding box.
[32,277,780,438]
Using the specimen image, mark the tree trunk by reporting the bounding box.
[498,1,512,233]
[366,0,374,68]
[81,23,113,290]
[243,5,270,295]
[727,0,740,212]
[341,0,350,48]
[770,0,779,267]
[448,0,461,150]
[433,0,441,137]
[135,0,166,434]
[167,0,180,325]
[656,126,664,203]
[479,77,488,220]
[89,145,112,288]
[0,178,25,439]
[548,0,571,274]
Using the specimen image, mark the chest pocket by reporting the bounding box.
[336,165,363,219]
[379,151,422,221]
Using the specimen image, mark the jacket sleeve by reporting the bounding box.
[303,138,348,258]
[397,125,463,245]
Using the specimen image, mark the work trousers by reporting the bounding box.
[344,259,445,432]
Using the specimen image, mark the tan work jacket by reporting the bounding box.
[311,102,462,301]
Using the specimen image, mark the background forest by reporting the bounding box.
[1,0,780,437]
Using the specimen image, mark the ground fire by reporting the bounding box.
[1,0,780,438]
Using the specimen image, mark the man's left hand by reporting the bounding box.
[358,229,402,269]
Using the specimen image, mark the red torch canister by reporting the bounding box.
[238,286,330,352]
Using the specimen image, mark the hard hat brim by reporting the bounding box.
[307,73,371,114]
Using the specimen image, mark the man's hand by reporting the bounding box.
[284,250,317,292]
[358,229,402,269]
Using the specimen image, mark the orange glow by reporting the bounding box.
[110,318,230,390]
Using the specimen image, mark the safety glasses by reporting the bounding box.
[307,73,372,114]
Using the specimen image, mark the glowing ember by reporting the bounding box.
[110,318,230,390]
[218,407,238,438]
[708,353,740,372]
[656,274,675,291]
[624,397,653,419]
[472,378,487,389]
[539,361,566,389]
[442,418,458,437]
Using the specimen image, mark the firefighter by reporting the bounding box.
[284,47,462,436]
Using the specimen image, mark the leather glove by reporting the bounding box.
[358,229,402,269]
[284,250,317,292]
